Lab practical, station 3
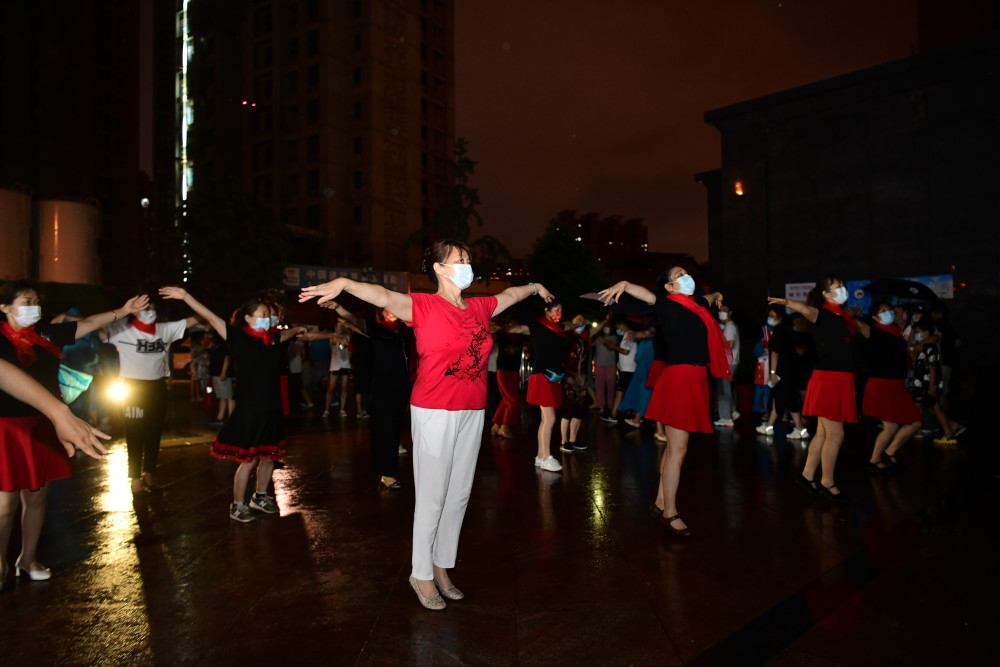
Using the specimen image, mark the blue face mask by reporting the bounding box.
[440,263,474,290]
[766,317,778,328]
[269,315,279,328]
[672,274,696,296]
[878,311,895,325]
[914,332,925,342]
[253,317,270,331]
[574,325,586,334]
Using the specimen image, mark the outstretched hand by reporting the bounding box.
[159,286,188,301]
[122,294,150,316]
[300,278,345,305]
[534,283,555,303]
[53,411,110,459]
[597,281,628,306]
[767,297,787,306]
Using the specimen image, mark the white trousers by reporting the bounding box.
[410,405,484,581]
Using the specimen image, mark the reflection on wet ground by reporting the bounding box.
[1,401,996,666]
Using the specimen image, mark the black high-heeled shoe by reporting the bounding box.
[817,483,847,502]
[663,515,692,538]
[795,474,819,494]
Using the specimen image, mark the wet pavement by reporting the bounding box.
[1,390,996,666]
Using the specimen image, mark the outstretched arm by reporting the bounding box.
[493,282,554,318]
[319,300,362,326]
[767,297,819,324]
[0,359,109,458]
[300,278,413,322]
[75,295,149,338]
[598,281,656,306]
[159,287,228,339]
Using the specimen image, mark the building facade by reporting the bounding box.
[155,0,454,276]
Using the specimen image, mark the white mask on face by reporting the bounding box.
[253,317,270,331]
[10,305,41,327]
[137,310,157,324]
[766,317,778,328]
[914,332,925,342]
[719,311,729,322]
[878,311,895,325]
[673,274,696,296]
[832,286,848,305]
[441,263,474,290]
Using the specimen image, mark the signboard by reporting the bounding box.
[284,265,409,293]
[784,283,814,302]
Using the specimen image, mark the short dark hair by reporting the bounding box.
[0,280,41,306]
[422,239,471,285]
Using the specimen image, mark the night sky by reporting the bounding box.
[455,0,919,261]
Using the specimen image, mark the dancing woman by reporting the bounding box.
[300,239,552,610]
[160,287,306,522]
[862,302,920,469]
[768,275,870,501]
[599,268,730,536]
[0,280,144,582]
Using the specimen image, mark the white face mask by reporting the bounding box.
[672,274,696,296]
[914,332,925,342]
[719,311,729,322]
[137,310,158,324]
[441,263,474,290]
[878,311,895,325]
[10,305,41,328]
[252,317,270,331]
[603,327,611,335]
[831,286,848,305]
[766,317,778,328]
[269,315,279,328]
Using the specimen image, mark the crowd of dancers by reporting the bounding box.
[0,239,965,609]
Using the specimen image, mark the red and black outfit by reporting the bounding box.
[645,294,733,433]
[862,322,920,424]
[560,328,590,420]
[802,304,858,423]
[0,322,76,491]
[526,318,567,409]
[211,324,286,462]
[492,331,524,427]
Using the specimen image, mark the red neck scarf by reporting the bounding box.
[821,302,860,336]
[873,321,903,339]
[537,316,565,338]
[666,294,733,379]
[242,325,276,346]
[1,322,63,366]
[131,318,157,335]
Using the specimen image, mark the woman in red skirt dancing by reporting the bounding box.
[863,302,920,469]
[768,275,870,501]
[600,267,730,536]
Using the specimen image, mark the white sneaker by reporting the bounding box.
[539,456,563,472]
[398,445,408,455]
[731,410,741,421]
[534,456,542,467]
[713,418,734,428]
[788,428,809,440]
[755,424,774,435]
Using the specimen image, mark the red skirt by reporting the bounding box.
[644,364,712,433]
[0,416,73,492]
[645,360,667,389]
[526,373,562,409]
[803,370,857,423]
[862,377,920,424]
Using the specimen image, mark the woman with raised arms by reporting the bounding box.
[300,239,552,611]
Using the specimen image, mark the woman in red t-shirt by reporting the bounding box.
[300,239,552,611]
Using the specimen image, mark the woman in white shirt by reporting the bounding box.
[108,302,197,494]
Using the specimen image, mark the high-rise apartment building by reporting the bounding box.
[156,0,454,274]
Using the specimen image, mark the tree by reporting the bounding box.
[410,138,510,280]
[171,176,289,313]
[524,212,608,320]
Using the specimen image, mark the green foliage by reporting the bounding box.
[174,177,289,313]
[524,212,608,320]
[408,138,510,279]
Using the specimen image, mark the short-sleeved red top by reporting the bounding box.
[408,293,497,410]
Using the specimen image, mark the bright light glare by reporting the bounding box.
[108,379,129,403]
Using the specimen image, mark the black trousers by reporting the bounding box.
[124,378,169,479]
[369,379,410,477]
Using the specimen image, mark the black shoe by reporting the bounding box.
[867,461,887,473]
[795,474,818,495]
[572,442,588,451]
[817,483,847,502]
[558,443,575,454]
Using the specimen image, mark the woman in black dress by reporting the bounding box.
[862,302,921,469]
[600,268,729,536]
[160,287,307,523]
[768,275,870,501]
